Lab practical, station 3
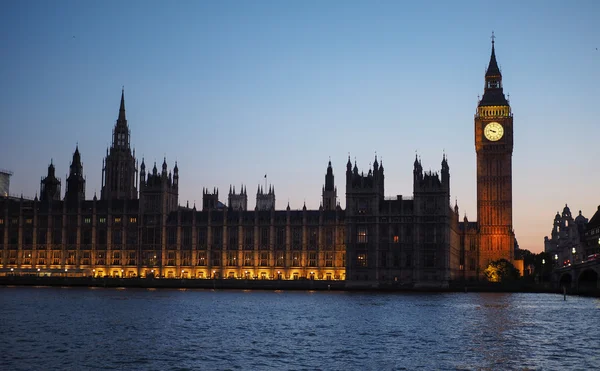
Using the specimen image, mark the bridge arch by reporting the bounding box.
[559,273,572,288]
[577,269,599,293]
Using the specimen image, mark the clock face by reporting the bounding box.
[484,122,504,141]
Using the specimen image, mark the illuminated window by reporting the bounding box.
[82,251,91,265]
[9,250,17,264]
[325,252,334,267]
[227,252,237,266]
[26,218,32,224]
[38,251,47,265]
[114,217,122,224]
[181,251,190,266]
[67,251,75,265]
[192,252,204,267]
[52,251,61,265]
[127,252,136,265]
[259,252,269,267]
[23,251,32,265]
[244,252,253,266]
[99,217,106,224]
[84,217,91,224]
[112,251,121,265]
[393,235,399,243]
[308,252,317,267]
[96,252,105,265]
[275,252,284,266]
[357,253,367,267]
[292,252,301,267]
[357,227,368,243]
[130,217,137,223]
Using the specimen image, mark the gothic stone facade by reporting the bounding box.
[0,40,516,285]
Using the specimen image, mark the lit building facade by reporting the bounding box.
[544,205,588,267]
[0,39,516,285]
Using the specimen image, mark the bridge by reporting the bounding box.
[552,259,600,294]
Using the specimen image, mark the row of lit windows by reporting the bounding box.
[0,250,345,268]
[0,217,138,226]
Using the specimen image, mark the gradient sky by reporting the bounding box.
[1,1,598,253]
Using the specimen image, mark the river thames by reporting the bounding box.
[1,287,598,370]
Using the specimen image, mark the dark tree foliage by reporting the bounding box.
[484,259,520,282]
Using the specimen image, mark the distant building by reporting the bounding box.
[544,205,588,267]
[0,169,11,197]
[583,205,600,257]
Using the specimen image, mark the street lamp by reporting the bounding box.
[541,259,545,284]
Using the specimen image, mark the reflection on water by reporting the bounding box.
[0,287,598,370]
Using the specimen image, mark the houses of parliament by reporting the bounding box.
[0,40,516,287]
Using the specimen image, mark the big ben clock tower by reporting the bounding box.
[475,35,515,272]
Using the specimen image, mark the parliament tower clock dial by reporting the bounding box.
[484,122,503,141]
[474,35,515,274]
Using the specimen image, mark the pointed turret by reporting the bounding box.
[162,157,168,177]
[479,33,509,107]
[346,155,352,173]
[140,158,146,188]
[118,88,126,123]
[40,160,61,202]
[373,154,379,172]
[323,158,337,210]
[485,36,501,79]
[102,88,137,200]
[66,145,86,204]
[441,153,449,189]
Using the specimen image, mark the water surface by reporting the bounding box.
[1,287,598,370]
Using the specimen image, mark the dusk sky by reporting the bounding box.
[1,1,598,253]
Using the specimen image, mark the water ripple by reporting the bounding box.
[0,288,598,370]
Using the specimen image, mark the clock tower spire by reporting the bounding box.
[475,34,515,274]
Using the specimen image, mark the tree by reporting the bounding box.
[484,259,520,282]
[516,249,535,267]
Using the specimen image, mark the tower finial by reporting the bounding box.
[491,31,495,46]
[118,88,126,122]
